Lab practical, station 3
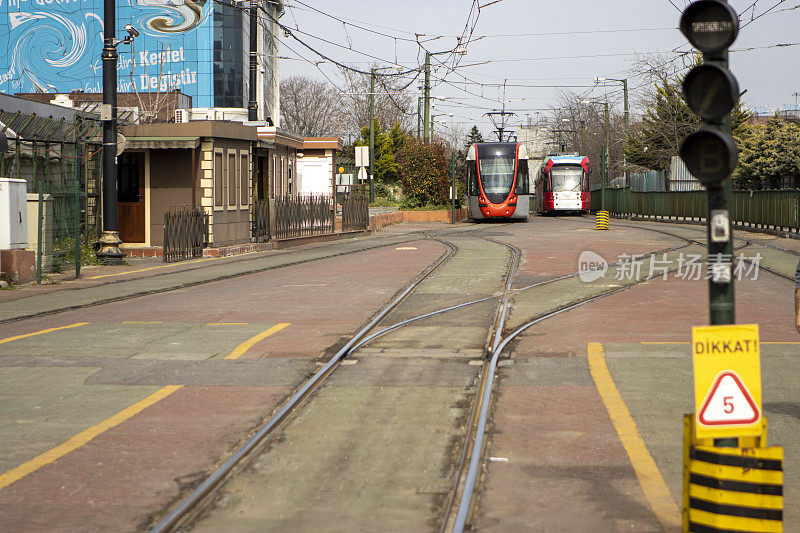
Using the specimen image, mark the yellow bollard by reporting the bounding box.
[596,210,610,230]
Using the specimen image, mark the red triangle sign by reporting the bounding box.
[698,371,761,426]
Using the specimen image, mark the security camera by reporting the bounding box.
[125,24,140,38]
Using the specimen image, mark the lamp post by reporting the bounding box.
[97,2,137,264]
[582,99,610,211]
[430,113,453,143]
[595,77,629,187]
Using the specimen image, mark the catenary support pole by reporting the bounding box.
[369,69,376,203]
[423,52,431,143]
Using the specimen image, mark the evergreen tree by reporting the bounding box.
[734,118,800,189]
[357,120,409,184]
[466,125,484,147]
[626,76,750,171]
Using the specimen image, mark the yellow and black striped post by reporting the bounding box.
[683,414,783,533]
[596,210,610,230]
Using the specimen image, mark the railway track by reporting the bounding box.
[150,217,790,532]
[569,216,798,284]
[150,228,528,532]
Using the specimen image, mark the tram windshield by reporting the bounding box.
[550,166,583,192]
[479,156,515,194]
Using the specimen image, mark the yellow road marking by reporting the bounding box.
[88,258,215,279]
[0,385,182,492]
[642,341,798,345]
[0,323,88,345]
[588,343,681,530]
[224,323,290,360]
[207,322,249,326]
[122,321,164,324]
[87,251,262,280]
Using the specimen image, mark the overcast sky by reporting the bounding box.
[278,0,800,137]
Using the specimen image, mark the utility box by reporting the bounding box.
[0,178,28,249]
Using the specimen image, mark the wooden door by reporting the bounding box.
[118,152,145,243]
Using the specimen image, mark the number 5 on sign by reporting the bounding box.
[692,324,762,439]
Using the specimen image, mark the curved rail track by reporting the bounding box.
[151,216,796,532]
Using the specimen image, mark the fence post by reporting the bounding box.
[73,143,82,278]
[35,140,43,284]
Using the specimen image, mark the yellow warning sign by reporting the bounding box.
[692,324,762,439]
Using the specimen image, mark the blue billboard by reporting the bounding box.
[0,0,215,107]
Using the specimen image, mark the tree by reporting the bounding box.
[339,66,414,134]
[279,75,342,137]
[734,118,800,189]
[550,90,626,186]
[355,120,409,184]
[396,139,449,208]
[466,125,483,147]
[625,70,750,172]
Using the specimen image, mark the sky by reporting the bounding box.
[277,0,800,138]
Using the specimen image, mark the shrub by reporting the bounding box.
[396,139,449,208]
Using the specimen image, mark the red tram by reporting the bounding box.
[534,155,590,214]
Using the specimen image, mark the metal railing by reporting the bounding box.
[251,199,270,242]
[592,188,800,234]
[273,194,334,239]
[340,188,369,232]
[163,205,208,263]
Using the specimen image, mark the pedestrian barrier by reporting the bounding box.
[591,187,800,234]
[273,194,334,239]
[163,205,208,263]
[683,414,783,533]
[596,210,610,230]
[340,188,369,232]
[251,199,270,242]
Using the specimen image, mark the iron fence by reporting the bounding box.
[591,188,800,234]
[163,205,208,263]
[252,199,270,241]
[1,136,101,278]
[340,188,369,232]
[273,194,334,239]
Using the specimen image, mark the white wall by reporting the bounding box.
[297,158,331,196]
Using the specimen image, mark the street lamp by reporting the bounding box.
[582,98,610,211]
[97,2,137,264]
[595,77,629,187]
[430,113,454,142]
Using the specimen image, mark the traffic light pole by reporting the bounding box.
[707,49,735,327]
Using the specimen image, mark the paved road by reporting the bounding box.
[0,216,796,532]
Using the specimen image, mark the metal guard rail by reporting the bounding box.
[591,188,800,234]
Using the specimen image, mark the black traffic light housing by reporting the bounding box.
[679,0,740,187]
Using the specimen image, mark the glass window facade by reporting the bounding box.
[0,1,279,115]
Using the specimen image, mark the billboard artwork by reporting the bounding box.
[0,0,213,106]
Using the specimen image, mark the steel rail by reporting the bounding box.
[449,225,749,532]
[578,217,800,283]
[351,241,694,354]
[151,238,457,533]
[439,238,521,532]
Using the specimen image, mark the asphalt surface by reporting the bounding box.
[0,217,797,532]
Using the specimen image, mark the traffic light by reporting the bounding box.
[679,0,740,187]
